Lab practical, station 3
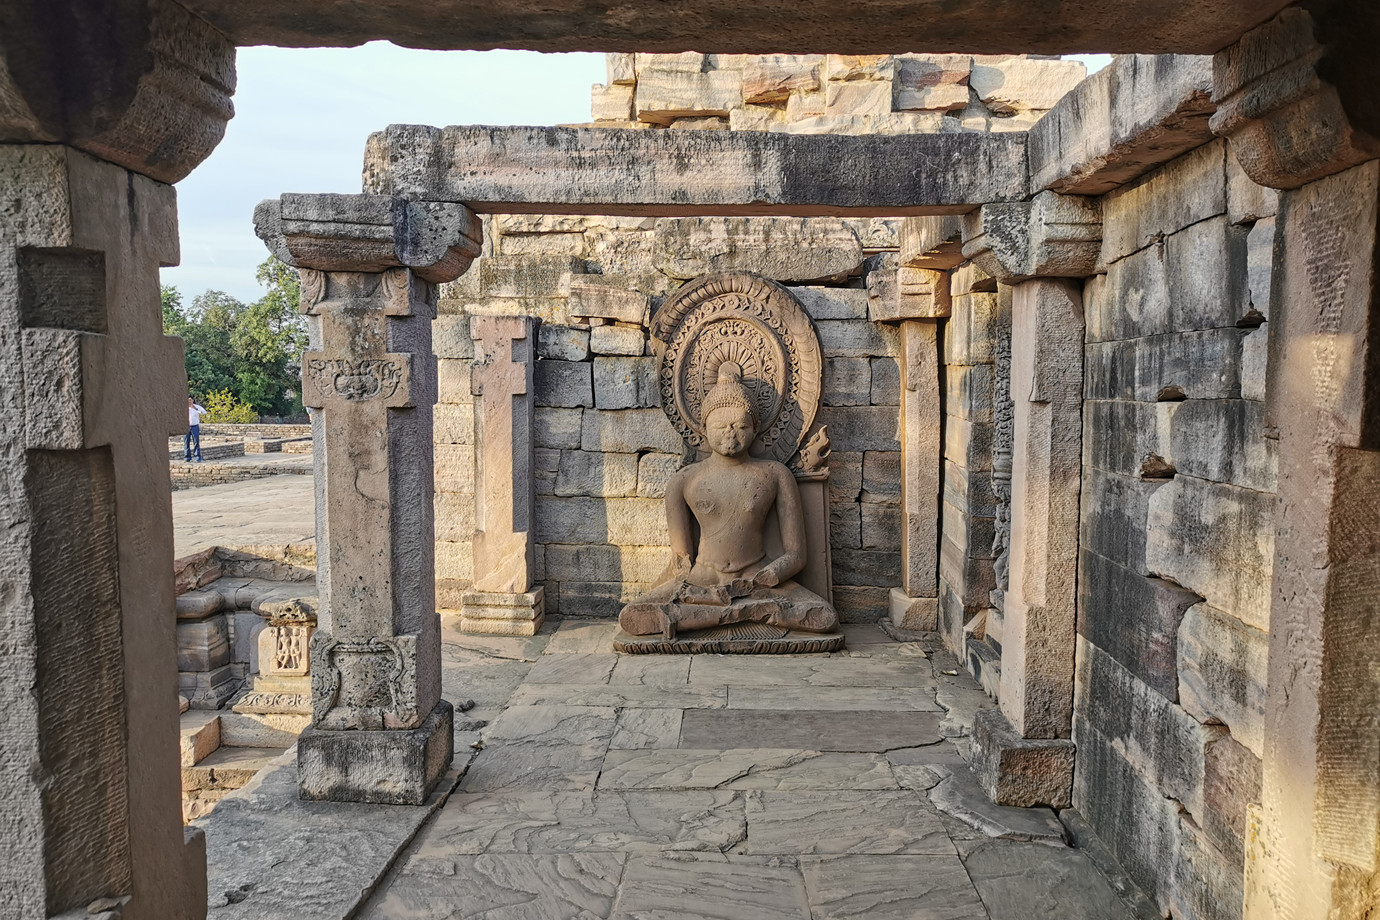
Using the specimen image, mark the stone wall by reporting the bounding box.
[1072,138,1276,919]
[432,52,1086,623]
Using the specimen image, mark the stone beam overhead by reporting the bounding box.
[362,125,1030,217]
[179,0,1289,54]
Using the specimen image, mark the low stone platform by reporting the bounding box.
[197,617,1156,920]
[613,623,846,654]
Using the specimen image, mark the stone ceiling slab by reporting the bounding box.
[179,0,1291,55]
[362,125,1029,217]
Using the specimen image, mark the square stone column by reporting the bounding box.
[0,144,208,919]
[256,193,480,804]
[460,315,545,635]
[959,197,1100,807]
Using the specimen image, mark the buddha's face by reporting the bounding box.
[706,405,755,458]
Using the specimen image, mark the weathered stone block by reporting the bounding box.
[1227,149,1280,225]
[824,79,892,116]
[458,588,546,636]
[791,286,870,321]
[1076,639,1223,816]
[815,406,901,451]
[568,277,650,326]
[479,254,582,300]
[1245,216,1275,321]
[1201,734,1261,863]
[653,217,864,283]
[831,502,863,549]
[893,54,970,112]
[607,52,636,85]
[826,54,895,82]
[940,535,996,608]
[1101,140,1227,263]
[822,356,871,406]
[591,82,634,122]
[553,450,638,498]
[972,708,1076,808]
[635,51,706,73]
[741,54,823,104]
[1078,468,1159,574]
[1168,399,1276,492]
[860,503,901,549]
[581,407,684,454]
[533,496,668,546]
[434,540,473,583]
[558,580,653,618]
[946,363,994,423]
[815,319,899,358]
[437,359,474,405]
[899,215,965,270]
[831,549,902,588]
[636,453,683,499]
[1170,815,1244,920]
[941,499,994,562]
[944,414,994,472]
[828,450,863,504]
[534,407,584,449]
[870,357,901,406]
[543,544,671,584]
[832,585,890,623]
[534,360,594,408]
[888,589,938,630]
[1177,602,1268,757]
[861,451,901,504]
[1081,399,1175,479]
[635,70,742,125]
[593,356,660,410]
[944,293,997,365]
[432,315,473,359]
[434,444,475,493]
[434,492,476,541]
[1145,475,1273,630]
[589,324,645,356]
[177,616,230,673]
[537,324,591,362]
[969,57,1086,113]
[1077,549,1201,700]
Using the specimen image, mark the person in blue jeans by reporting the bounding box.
[186,396,207,461]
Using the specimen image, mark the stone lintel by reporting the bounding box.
[179,0,1291,56]
[1029,54,1217,196]
[961,192,1102,284]
[297,700,454,805]
[254,193,482,283]
[1212,6,1380,191]
[459,588,546,637]
[972,708,1075,809]
[899,215,966,270]
[362,124,1030,216]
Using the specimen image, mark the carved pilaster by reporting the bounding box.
[255,192,480,804]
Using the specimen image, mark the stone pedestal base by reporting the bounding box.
[459,588,545,636]
[970,708,1075,809]
[297,700,454,805]
[889,588,938,630]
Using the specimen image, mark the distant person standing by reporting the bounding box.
[186,396,207,462]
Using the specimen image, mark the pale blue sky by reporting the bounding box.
[162,48,1110,303]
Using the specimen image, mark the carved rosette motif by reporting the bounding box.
[306,357,403,402]
[651,273,824,474]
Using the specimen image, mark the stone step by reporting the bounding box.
[182,745,283,795]
[218,710,309,748]
[966,636,1002,698]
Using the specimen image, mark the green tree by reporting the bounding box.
[161,284,186,335]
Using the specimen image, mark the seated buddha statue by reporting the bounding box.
[618,363,840,639]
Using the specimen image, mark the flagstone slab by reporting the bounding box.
[460,705,617,793]
[610,709,685,750]
[545,618,621,653]
[610,854,812,920]
[510,683,728,709]
[960,838,1138,919]
[441,620,552,661]
[926,765,1067,846]
[801,854,988,920]
[524,652,618,684]
[599,749,899,791]
[679,710,943,752]
[610,655,692,686]
[416,789,746,855]
[743,791,954,855]
[358,852,625,920]
[727,686,942,712]
[690,656,936,688]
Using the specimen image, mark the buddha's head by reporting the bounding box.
[701,363,758,458]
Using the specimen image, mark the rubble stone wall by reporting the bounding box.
[1072,137,1277,919]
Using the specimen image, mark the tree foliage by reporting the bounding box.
[162,256,309,418]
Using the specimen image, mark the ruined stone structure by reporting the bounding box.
[4,2,1380,919]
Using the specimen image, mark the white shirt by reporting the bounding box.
[188,404,207,426]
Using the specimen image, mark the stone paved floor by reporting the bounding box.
[353,618,1150,920]
[172,472,316,556]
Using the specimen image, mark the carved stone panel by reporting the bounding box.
[650,272,824,473]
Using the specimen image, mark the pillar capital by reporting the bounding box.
[254,193,482,283]
[1211,6,1380,191]
[866,258,952,323]
[960,191,1102,284]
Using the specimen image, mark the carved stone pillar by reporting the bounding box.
[1212,8,1380,916]
[960,192,1101,807]
[255,193,481,803]
[0,4,233,914]
[460,315,545,635]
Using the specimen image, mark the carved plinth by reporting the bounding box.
[297,700,454,805]
[614,624,845,655]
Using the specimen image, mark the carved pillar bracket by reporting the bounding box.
[960,191,1102,284]
[254,192,480,804]
[460,315,545,636]
[1211,6,1380,191]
